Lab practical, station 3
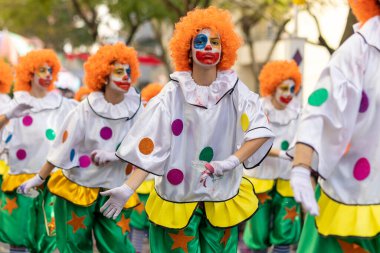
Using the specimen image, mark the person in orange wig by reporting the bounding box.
[99,7,274,253]
[0,49,77,253]
[243,60,302,253]
[288,0,380,252]
[20,42,142,252]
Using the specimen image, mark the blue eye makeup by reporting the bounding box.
[47,68,53,74]
[290,85,295,93]
[126,67,131,76]
[193,34,208,49]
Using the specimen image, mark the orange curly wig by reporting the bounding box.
[84,42,140,91]
[74,86,92,101]
[349,0,380,24]
[259,60,302,97]
[141,83,163,102]
[169,6,242,71]
[14,49,60,92]
[0,59,13,94]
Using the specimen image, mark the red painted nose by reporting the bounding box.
[205,45,212,51]
[122,75,129,81]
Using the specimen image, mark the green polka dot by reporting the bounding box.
[199,147,214,162]
[281,141,289,151]
[308,88,328,106]
[45,129,56,141]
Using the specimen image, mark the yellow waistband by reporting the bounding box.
[0,160,9,176]
[136,180,154,194]
[245,177,275,194]
[316,190,380,237]
[276,179,294,197]
[1,173,35,192]
[48,170,139,208]
[145,177,258,229]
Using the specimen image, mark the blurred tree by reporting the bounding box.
[0,0,98,50]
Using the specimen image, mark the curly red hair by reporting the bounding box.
[84,43,140,91]
[349,0,380,24]
[14,49,60,92]
[74,86,92,101]
[0,59,13,94]
[259,60,302,97]
[141,83,163,102]
[169,6,242,71]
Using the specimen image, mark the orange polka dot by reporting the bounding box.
[139,138,154,155]
[62,130,68,143]
[125,164,133,175]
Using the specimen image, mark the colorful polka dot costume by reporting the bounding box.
[293,16,380,237]
[3,91,77,175]
[46,89,142,189]
[117,70,274,203]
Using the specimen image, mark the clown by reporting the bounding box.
[0,50,77,253]
[289,0,380,252]
[99,7,274,253]
[129,82,163,253]
[243,60,302,253]
[20,43,142,253]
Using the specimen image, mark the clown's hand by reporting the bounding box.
[91,150,118,166]
[290,166,319,216]
[278,150,292,161]
[100,184,134,220]
[18,175,45,194]
[203,155,240,177]
[5,103,33,120]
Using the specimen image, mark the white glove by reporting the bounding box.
[290,166,319,216]
[91,150,118,166]
[100,184,134,220]
[5,103,33,120]
[278,150,292,161]
[200,155,240,187]
[18,174,45,194]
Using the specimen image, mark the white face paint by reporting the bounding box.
[191,28,221,68]
[32,63,53,89]
[274,79,296,107]
[109,63,131,93]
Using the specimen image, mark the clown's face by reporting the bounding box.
[109,62,131,93]
[274,79,296,107]
[191,28,221,68]
[32,64,53,89]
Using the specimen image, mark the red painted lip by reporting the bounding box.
[38,78,51,87]
[113,81,131,91]
[195,51,220,65]
[280,96,293,104]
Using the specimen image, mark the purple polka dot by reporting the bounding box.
[79,155,91,168]
[16,149,27,160]
[100,127,113,140]
[167,169,184,185]
[353,157,370,181]
[171,119,183,136]
[22,115,33,126]
[359,91,369,113]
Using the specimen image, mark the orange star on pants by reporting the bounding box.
[134,203,145,214]
[48,217,56,234]
[117,214,131,234]
[3,197,18,215]
[283,206,298,222]
[169,230,194,253]
[67,211,86,233]
[338,240,369,253]
[220,228,231,247]
[257,192,272,204]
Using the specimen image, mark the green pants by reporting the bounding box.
[130,193,150,230]
[243,189,301,250]
[0,187,56,252]
[54,194,135,253]
[298,186,380,253]
[149,208,238,253]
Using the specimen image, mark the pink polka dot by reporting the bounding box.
[79,155,91,168]
[100,127,113,140]
[359,91,369,113]
[22,115,33,126]
[167,169,184,185]
[171,119,183,136]
[16,149,27,160]
[353,158,370,181]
